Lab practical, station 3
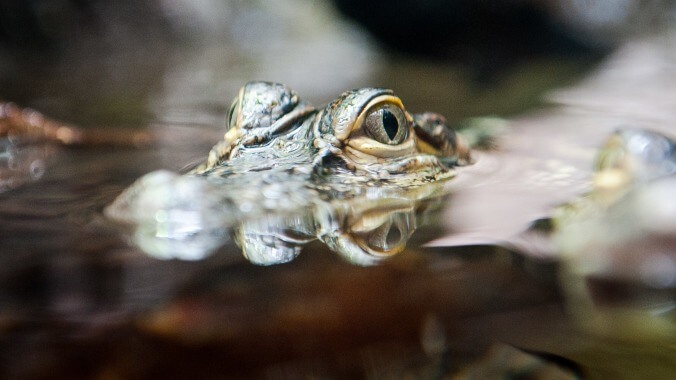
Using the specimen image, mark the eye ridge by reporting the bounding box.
[382,110,399,141]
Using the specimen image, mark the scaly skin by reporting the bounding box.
[192,81,470,187]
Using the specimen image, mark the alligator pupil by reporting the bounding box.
[382,110,399,141]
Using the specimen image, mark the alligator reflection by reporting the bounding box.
[555,128,676,340]
[106,170,445,265]
[238,197,422,266]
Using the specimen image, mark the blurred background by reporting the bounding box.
[1,0,673,128]
[1,1,675,379]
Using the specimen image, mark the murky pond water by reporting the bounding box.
[1,2,675,379]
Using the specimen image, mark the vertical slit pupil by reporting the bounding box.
[382,110,399,141]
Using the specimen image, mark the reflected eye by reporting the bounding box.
[366,222,404,252]
[363,104,408,145]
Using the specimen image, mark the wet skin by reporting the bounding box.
[191,81,470,187]
[105,82,473,263]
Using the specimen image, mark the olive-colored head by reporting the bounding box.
[195,81,468,185]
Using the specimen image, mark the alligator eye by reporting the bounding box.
[363,104,408,145]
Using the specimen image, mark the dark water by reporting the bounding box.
[0,132,566,379]
[1,2,675,379]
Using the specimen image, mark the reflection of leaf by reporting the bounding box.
[427,149,590,257]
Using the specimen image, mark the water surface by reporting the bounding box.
[0,3,675,378]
